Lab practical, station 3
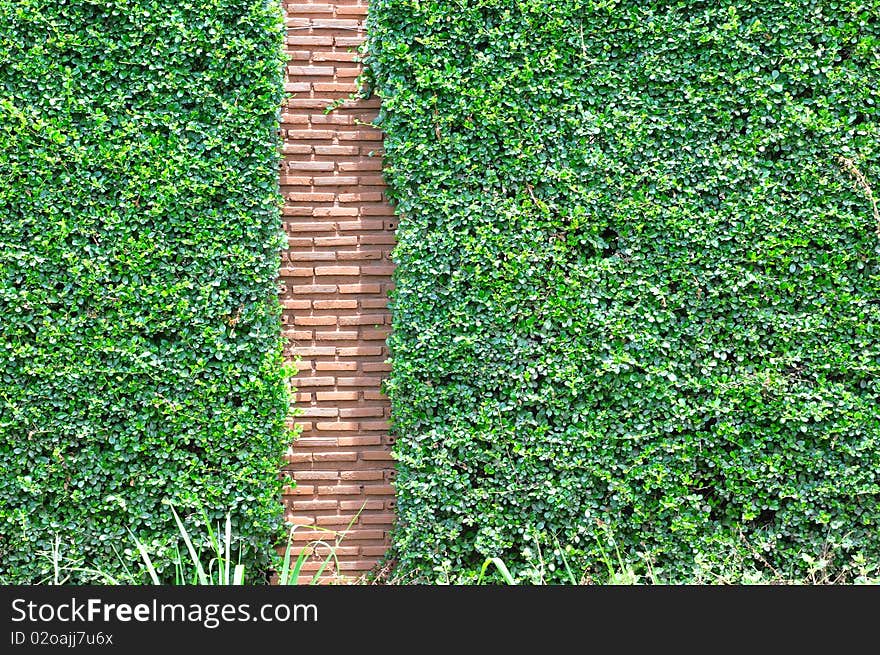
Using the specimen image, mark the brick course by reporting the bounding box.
[280,0,394,582]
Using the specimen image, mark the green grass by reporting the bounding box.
[40,505,357,585]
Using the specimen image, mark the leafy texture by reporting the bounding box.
[367,0,880,582]
[0,0,291,583]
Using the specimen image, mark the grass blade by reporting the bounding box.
[128,530,161,585]
[170,506,208,585]
[556,538,578,585]
[278,526,298,586]
[308,540,339,584]
[203,510,222,585]
[478,557,517,585]
[224,514,232,586]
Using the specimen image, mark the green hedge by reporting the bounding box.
[368,1,880,582]
[0,0,290,583]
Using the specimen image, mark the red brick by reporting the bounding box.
[314,331,359,341]
[339,192,383,203]
[287,485,314,496]
[313,82,358,93]
[312,52,359,63]
[289,251,336,261]
[337,377,382,387]
[288,161,335,172]
[336,250,383,260]
[363,485,395,496]
[284,82,311,93]
[360,265,396,276]
[316,485,362,496]
[282,267,314,277]
[338,160,383,172]
[316,422,359,431]
[315,361,357,371]
[340,500,385,511]
[337,220,385,231]
[288,129,335,140]
[288,192,336,202]
[311,114,354,126]
[338,407,384,418]
[361,451,394,461]
[336,346,383,357]
[287,546,360,558]
[359,234,395,245]
[315,391,359,401]
[280,175,312,186]
[314,145,360,155]
[338,314,385,326]
[281,299,311,309]
[313,299,357,309]
[312,207,359,217]
[295,316,337,326]
[300,407,338,418]
[337,560,381,571]
[315,266,359,276]
[292,500,339,511]
[335,5,368,16]
[359,205,394,216]
[291,346,336,357]
[288,4,332,14]
[340,470,385,481]
[311,19,361,29]
[301,407,339,418]
[293,376,336,387]
[337,435,383,446]
[315,515,360,526]
[313,452,359,462]
[338,283,381,294]
[359,298,390,309]
[295,471,340,481]
[287,222,335,233]
[334,530,384,541]
[360,420,391,431]
[313,175,359,186]
[334,37,366,47]
[292,284,337,295]
[295,437,338,448]
[282,0,396,578]
[281,143,313,154]
[287,36,334,47]
[314,236,358,247]
[360,546,391,557]
[289,65,335,76]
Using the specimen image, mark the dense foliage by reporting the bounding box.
[0,0,290,583]
[368,0,880,582]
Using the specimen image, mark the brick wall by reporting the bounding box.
[279,0,396,582]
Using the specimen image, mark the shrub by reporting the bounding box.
[367,0,880,582]
[0,0,291,583]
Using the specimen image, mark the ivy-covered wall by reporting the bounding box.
[368,0,880,582]
[0,0,290,583]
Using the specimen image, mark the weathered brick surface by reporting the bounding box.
[280,0,395,581]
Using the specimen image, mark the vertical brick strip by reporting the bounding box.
[279,0,395,581]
